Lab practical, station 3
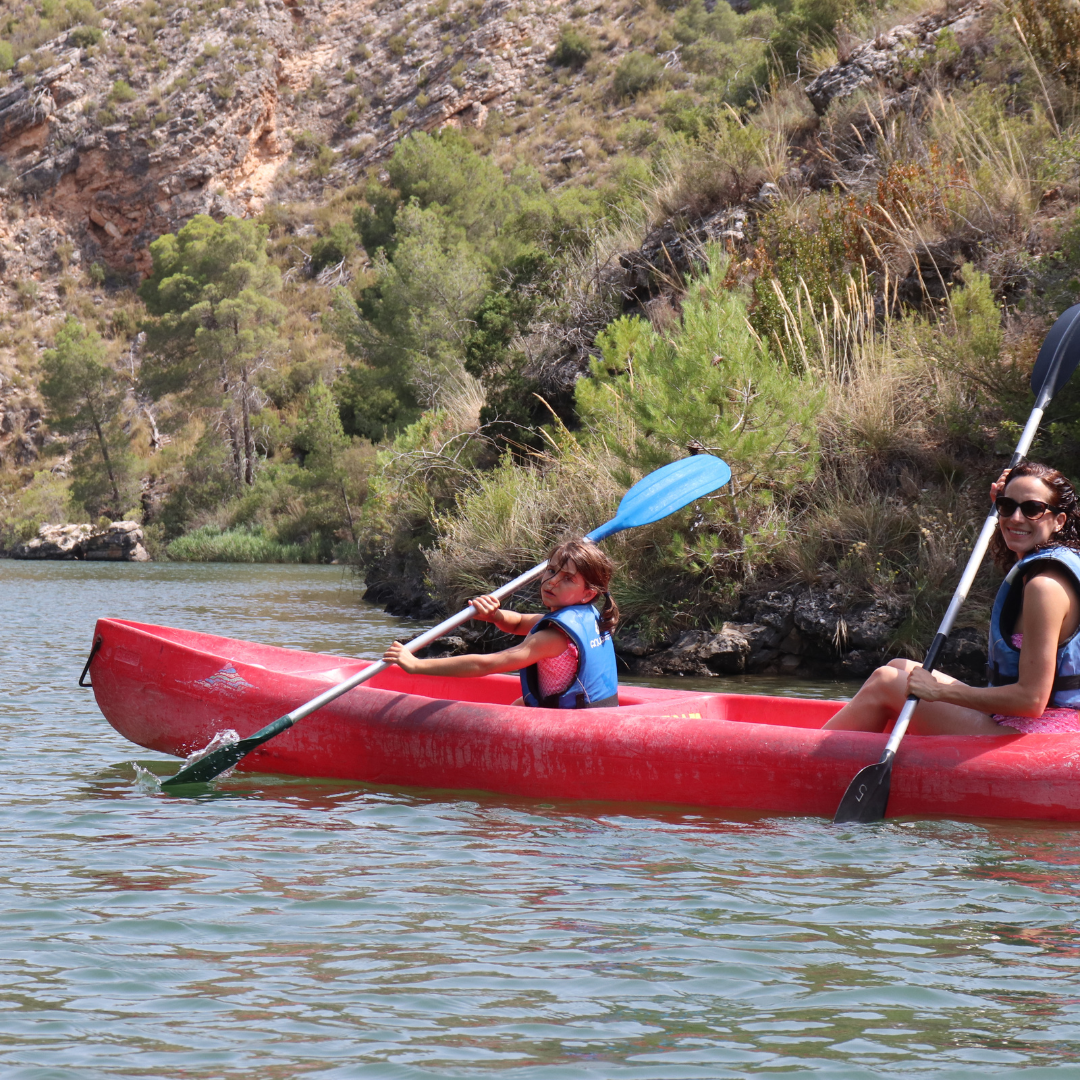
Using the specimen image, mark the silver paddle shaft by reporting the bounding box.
[883,385,1054,754]
[281,559,551,727]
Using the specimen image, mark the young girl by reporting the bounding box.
[382,538,621,708]
[825,461,1080,735]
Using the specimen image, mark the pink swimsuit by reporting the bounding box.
[992,633,1080,733]
[537,637,579,700]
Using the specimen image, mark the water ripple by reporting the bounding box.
[2,562,1080,1076]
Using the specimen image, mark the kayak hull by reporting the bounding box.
[89,618,1080,820]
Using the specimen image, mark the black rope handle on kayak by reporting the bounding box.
[79,636,102,687]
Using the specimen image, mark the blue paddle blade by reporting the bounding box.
[1032,303,1080,400]
[587,454,732,541]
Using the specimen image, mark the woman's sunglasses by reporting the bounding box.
[995,497,1058,520]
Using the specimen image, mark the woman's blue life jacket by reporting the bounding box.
[987,545,1080,708]
[519,603,620,709]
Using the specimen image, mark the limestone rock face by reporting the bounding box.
[11,521,149,561]
[0,0,584,294]
[805,1,986,115]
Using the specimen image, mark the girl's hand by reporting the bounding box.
[907,666,948,702]
[382,641,420,674]
[990,468,1010,506]
[469,594,502,622]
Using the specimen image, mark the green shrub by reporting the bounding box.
[551,26,591,68]
[673,0,739,45]
[0,43,13,71]
[109,79,136,103]
[166,524,307,563]
[578,250,823,491]
[1009,0,1080,85]
[68,25,102,48]
[310,222,357,274]
[612,52,664,99]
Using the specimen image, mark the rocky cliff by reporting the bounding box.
[0,0,590,293]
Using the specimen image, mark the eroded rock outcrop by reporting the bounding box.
[805,1,987,115]
[11,520,149,561]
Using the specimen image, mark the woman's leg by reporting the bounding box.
[824,659,1004,735]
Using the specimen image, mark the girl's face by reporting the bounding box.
[540,558,599,611]
[998,476,1067,556]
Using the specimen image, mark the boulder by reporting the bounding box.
[83,521,150,561]
[940,626,987,680]
[635,626,751,677]
[793,590,904,655]
[10,521,149,561]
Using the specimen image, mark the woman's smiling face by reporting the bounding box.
[998,475,1068,556]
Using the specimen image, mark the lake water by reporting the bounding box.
[3,560,1080,1078]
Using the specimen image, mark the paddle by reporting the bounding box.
[160,453,733,788]
[833,303,1080,824]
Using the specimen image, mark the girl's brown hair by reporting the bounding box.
[546,538,619,634]
[990,461,1080,571]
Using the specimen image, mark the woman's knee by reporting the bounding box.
[859,660,910,700]
[886,658,919,674]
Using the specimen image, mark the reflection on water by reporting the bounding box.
[3,560,1079,1077]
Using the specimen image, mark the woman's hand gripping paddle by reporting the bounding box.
[160,454,733,788]
[833,303,1080,825]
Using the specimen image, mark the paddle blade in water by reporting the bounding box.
[832,753,894,824]
[162,716,294,787]
[1031,303,1080,400]
[160,739,251,787]
[588,455,731,541]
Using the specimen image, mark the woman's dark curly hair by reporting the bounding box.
[990,461,1080,570]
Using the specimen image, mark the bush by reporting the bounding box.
[1009,0,1080,86]
[551,26,591,69]
[109,79,137,103]
[166,524,307,563]
[612,52,664,99]
[310,222,357,274]
[69,25,102,48]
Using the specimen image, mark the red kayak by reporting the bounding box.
[88,618,1080,820]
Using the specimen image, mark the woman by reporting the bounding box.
[824,462,1080,735]
[383,537,620,708]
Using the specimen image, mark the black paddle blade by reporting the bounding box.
[832,752,894,824]
[1031,303,1080,400]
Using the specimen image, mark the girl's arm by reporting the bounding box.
[908,572,1071,716]
[469,594,546,635]
[383,627,569,678]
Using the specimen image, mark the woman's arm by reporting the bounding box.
[383,627,569,678]
[908,573,1071,716]
[468,594,546,635]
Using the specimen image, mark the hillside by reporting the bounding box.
[3,0,1080,678]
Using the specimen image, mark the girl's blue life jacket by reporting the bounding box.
[519,603,620,709]
[987,545,1080,708]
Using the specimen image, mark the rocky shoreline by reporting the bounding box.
[368,563,988,684]
[7,521,150,561]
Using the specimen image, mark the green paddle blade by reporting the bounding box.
[588,455,732,541]
[161,716,293,788]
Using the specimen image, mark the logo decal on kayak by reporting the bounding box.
[194,664,254,695]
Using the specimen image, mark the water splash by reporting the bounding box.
[131,762,163,792]
[180,728,241,780]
